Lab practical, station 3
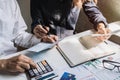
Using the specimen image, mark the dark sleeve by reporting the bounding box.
[83,0,108,30]
[30,0,43,33]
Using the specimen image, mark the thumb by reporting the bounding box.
[45,26,50,32]
[101,27,107,34]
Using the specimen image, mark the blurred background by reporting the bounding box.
[17,0,120,32]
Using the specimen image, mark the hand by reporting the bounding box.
[96,23,111,41]
[73,0,83,8]
[0,54,37,73]
[33,25,58,43]
[33,25,49,38]
[41,35,58,43]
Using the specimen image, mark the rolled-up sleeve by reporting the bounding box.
[83,0,108,30]
[12,1,41,48]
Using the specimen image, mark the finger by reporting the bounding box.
[33,28,42,38]
[96,34,108,41]
[15,66,25,73]
[34,25,47,34]
[16,55,37,69]
[34,32,42,38]
[106,28,111,35]
[102,28,111,39]
[38,25,48,33]
[98,27,106,34]
[37,32,47,38]
[9,65,25,73]
[34,27,47,37]
[34,26,42,33]
[44,26,50,32]
[45,38,55,43]
[96,36,105,41]
[22,56,37,68]
[18,62,30,70]
[95,32,106,41]
[34,25,50,37]
[54,36,59,41]
[42,36,55,43]
[97,23,106,33]
[103,28,107,34]
[97,27,109,41]
[50,35,58,41]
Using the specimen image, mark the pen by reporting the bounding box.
[43,25,50,37]
[90,34,109,44]
[91,34,111,37]
[47,32,50,37]
[104,41,108,44]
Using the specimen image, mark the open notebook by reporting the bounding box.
[56,33,117,67]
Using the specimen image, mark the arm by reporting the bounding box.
[83,0,108,30]
[12,1,41,48]
[0,54,37,73]
[83,0,111,41]
[30,0,58,43]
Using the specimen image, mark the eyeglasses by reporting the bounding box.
[102,60,120,72]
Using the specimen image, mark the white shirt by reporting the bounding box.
[0,0,40,55]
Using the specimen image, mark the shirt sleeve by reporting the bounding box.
[12,1,41,48]
[83,0,108,30]
[67,6,80,30]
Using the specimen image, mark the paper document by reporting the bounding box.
[83,56,120,80]
[28,42,56,52]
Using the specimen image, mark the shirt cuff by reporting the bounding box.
[31,35,41,46]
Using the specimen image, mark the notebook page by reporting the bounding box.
[89,42,115,58]
[79,35,115,58]
[58,38,95,65]
[79,35,102,49]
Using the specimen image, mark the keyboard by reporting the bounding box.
[26,60,58,80]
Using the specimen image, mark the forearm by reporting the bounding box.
[83,0,108,30]
[13,32,41,48]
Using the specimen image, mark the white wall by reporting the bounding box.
[17,0,120,32]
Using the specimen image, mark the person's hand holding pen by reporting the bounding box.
[95,23,111,41]
[33,25,58,43]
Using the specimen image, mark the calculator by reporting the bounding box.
[26,60,58,80]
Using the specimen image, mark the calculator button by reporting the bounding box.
[46,66,52,72]
[36,64,44,75]
[38,62,48,73]
[41,60,53,72]
[28,70,35,77]
[33,69,39,76]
